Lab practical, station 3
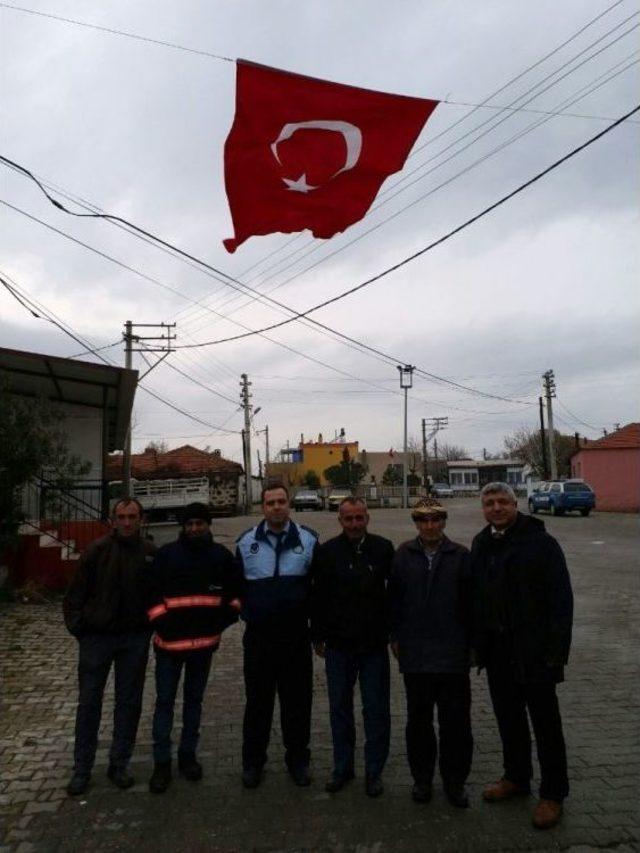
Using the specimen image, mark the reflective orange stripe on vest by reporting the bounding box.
[148,604,168,621]
[164,595,222,609]
[153,634,221,652]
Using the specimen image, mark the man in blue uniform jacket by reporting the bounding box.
[236,483,319,789]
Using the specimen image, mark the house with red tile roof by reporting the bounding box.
[107,445,244,516]
[571,423,640,512]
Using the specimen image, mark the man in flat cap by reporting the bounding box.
[146,502,242,793]
[389,498,473,807]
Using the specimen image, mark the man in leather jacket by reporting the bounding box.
[63,498,155,796]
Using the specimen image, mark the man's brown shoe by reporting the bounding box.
[483,778,530,802]
[532,799,563,829]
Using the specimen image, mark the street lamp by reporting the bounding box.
[397,365,414,509]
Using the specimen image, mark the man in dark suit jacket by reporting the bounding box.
[471,482,573,830]
[312,497,394,798]
[390,497,473,808]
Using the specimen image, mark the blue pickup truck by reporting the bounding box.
[528,480,596,517]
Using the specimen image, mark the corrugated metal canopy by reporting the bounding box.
[0,346,137,451]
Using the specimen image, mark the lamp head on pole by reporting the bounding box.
[398,364,414,389]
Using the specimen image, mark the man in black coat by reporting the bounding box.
[146,502,241,793]
[63,498,156,796]
[389,498,473,808]
[312,497,394,797]
[471,482,573,830]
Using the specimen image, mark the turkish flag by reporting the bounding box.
[223,61,438,253]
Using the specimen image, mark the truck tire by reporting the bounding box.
[580,508,591,517]
[528,500,537,514]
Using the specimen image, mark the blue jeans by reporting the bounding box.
[324,647,390,778]
[73,631,150,774]
[152,649,213,763]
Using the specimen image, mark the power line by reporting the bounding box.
[0,270,239,434]
[170,104,640,358]
[556,398,601,431]
[0,2,234,61]
[6,102,637,406]
[195,40,638,321]
[176,43,639,334]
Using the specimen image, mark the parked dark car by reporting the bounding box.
[292,489,324,511]
[528,479,596,516]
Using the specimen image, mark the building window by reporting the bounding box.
[464,472,478,485]
[507,471,522,485]
[450,472,463,485]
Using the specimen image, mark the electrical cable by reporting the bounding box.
[177,46,639,336]
[0,2,234,61]
[6,101,636,406]
[0,270,240,434]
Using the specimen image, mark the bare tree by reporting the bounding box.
[503,426,575,478]
[437,442,471,461]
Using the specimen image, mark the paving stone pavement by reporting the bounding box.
[1,503,638,852]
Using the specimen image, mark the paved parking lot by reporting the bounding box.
[1,501,638,852]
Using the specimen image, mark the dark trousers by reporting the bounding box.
[73,631,150,774]
[325,647,390,778]
[487,663,569,801]
[152,648,213,763]
[242,626,312,771]
[403,672,473,788]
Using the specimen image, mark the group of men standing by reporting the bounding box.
[63,480,573,831]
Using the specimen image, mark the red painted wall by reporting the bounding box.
[572,449,640,512]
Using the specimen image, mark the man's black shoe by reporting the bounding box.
[365,774,384,798]
[107,765,135,790]
[411,782,433,803]
[445,784,470,808]
[325,770,355,793]
[178,752,203,781]
[148,761,172,794]
[66,772,90,796]
[241,767,262,789]
[289,765,311,787]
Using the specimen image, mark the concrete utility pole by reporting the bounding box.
[539,396,549,479]
[421,418,429,491]
[424,416,449,482]
[256,425,270,481]
[122,320,176,495]
[240,374,253,514]
[543,370,557,480]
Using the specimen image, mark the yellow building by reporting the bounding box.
[301,441,359,486]
[266,439,360,487]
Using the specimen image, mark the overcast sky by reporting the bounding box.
[2,0,639,467]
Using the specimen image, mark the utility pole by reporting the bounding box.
[256,424,270,481]
[424,416,449,482]
[539,396,549,479]
[543,370,557,480]
[240,374,253,514]
[122,320,176,495]
[421,418,429,492]
[398,365,414,509]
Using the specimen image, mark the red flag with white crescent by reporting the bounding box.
[223,61,439,253]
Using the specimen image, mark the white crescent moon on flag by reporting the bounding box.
[271,120,363,180]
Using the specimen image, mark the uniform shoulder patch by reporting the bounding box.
[235,526,256,544]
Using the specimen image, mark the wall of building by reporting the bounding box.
[361,451,422,485]
[301,442,359,486]
[572,449,640,511]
